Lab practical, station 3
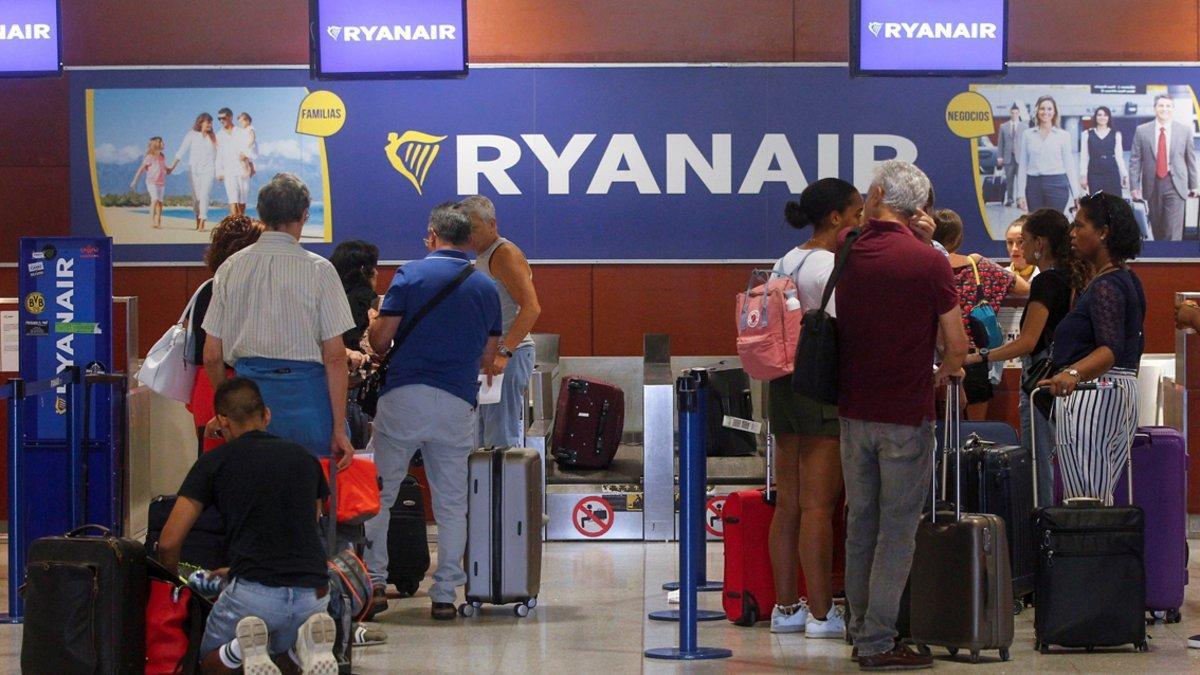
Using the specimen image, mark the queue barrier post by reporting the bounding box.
[645,373,732,660]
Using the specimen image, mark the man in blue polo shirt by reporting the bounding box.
[361,203,502,621]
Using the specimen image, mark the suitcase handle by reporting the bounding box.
[1028,383,1116,509]
[66,523,112,538]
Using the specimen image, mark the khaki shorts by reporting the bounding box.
[769,376,840,437]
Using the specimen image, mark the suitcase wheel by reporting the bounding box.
[1166,609,1182,624]
[915,645,931,658]
[525,597,538,609]
[969,650,980,663]
[458,603,476,618]
[514,603,530,618]
[1012,602,1024,616]
[999,648,1010,662]
[1136,641,1149,652]
[946,647,958,657]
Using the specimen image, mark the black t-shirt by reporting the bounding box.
[1020,268,1072,356]
[178,430,329,588]
[192,281,214,366]
[342,284,377,352]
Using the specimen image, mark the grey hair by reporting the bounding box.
[256,173,310,228]
[429,201,473,246]
[870,160,932,218]
[457,195,496,222]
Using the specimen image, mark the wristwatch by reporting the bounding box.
[1064,368,1081,381]
[978,347,991,363]
[498,345,513,358]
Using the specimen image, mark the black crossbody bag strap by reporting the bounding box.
[816,228,860,312]
[377,263,476,370]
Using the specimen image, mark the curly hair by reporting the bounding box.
[204,215,262,273]
[1078,192,1142,263]
[1023,208,1089,292]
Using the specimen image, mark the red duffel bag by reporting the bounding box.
[320,457,382,525]
[146,560,210,675]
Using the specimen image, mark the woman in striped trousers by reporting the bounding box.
[1039,192,1146,504]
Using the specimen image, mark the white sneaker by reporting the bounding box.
[295,613,339,675]
[805,604,847,639]
[667,589,680,605]
[770,599,810,634]
[1188,634,1200,649]
[235,616,281,675]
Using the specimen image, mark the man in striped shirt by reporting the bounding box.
[202,173,355,467]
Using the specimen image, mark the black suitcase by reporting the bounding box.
[701,366,757,456]
[145,494,228,571]
[1032,504,1147,652]
[1027,383,1148,653]
[943,435,1036,602]
[983,175,1007,203]
[387,473,431,596]
[22,524,148,674]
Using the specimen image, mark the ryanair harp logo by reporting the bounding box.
[385,131,447,195]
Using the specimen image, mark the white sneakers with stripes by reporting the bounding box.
[230,614,339,675]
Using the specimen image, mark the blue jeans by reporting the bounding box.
[199,577,329,657]
[1019,354,1056,507]
[479,344,535,447]
[236,358,332,457]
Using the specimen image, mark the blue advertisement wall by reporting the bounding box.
[70,65,1200,263]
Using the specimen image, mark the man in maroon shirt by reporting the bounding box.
[835,160,968,671]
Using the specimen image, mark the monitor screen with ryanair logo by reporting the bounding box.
[853,0,1007,77]
[0,0,61,77]
[311,0,468,79]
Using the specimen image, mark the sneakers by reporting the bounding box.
[770,599,811,634]
[352,622,388,646]
[234,616,280,675]
[1189,634,1200,649]
[667,589,679,604]
[806,604,847,639]
[295,613,339,675]
[858,643,933,671]
[431,601,457,621]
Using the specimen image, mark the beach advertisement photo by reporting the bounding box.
[86,86,332,245]
[969,83,1200,245]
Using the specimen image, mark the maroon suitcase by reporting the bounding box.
[550,377,624,470]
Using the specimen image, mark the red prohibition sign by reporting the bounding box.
[573,496,615,538]
[705,496,726,538]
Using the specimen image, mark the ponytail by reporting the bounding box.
[1024,208,1089,293]
[784,178,859,232]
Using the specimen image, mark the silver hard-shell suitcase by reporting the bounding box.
[462,447,543,617]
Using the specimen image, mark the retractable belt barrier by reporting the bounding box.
[2,367,128,622]
[644,371,732,661]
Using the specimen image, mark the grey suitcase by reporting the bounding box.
[462,447,543,617]
[909,380,1014,663]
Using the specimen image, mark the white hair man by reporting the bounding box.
[456,196,542,446]
[834,160,968,670]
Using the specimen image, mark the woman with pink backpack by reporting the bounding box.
[766,178,862,637]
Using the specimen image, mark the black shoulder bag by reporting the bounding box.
[356,264,475,417]
[792,229,859,405]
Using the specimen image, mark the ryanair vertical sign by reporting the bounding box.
[18,237,112,440]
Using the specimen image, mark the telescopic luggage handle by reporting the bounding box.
[932,377,964,524]
[1027,383,1128,509]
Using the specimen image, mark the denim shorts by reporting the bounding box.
[199,577,330,657]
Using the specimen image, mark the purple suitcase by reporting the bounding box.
[1112,427,1189,622]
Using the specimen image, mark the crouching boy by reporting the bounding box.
[159,377,338,675]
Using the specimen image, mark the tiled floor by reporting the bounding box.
[1,540,1198,673]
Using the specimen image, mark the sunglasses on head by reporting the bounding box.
[1068,190,1112,228]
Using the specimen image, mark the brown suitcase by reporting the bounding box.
[908,381,1014,663]
[550,377,624,470]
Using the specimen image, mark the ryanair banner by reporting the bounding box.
[69,66,1200,262]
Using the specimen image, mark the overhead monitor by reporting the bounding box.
[311,0,468,80]
[852,0,1008,77]
[0,0,62,77]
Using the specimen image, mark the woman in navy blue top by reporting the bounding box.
[1040,192,1146,503]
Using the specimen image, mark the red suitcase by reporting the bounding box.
[721,427,846,625]
[550,376,625,470]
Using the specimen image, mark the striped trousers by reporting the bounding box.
[1053,368,1138,504]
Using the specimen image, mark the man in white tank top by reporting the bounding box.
[458,196,542,446]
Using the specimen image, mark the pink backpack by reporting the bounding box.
[735,253,813,381]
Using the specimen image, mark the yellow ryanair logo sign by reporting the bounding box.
[385,131,447,195]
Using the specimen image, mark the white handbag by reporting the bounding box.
[136,280,211,403]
